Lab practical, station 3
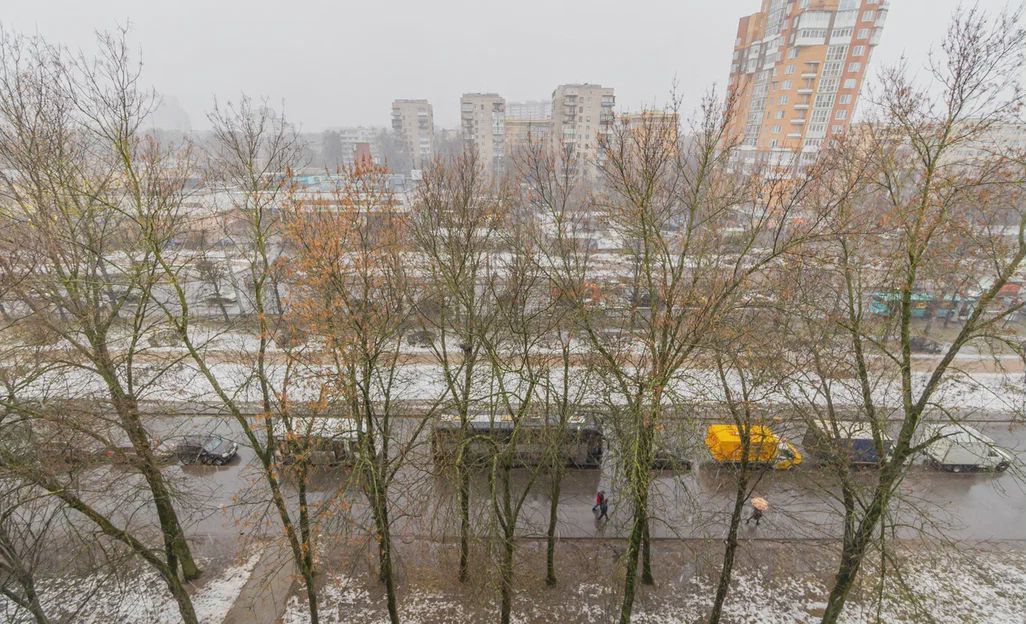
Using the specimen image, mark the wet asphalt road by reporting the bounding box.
[114,416,1026,545]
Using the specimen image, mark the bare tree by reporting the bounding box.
[285,162,429,624]
[141,96,330,623]
[409,149,506,582]
[793,8,1026,622]
[0,28,205,623]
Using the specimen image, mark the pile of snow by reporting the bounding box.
[0,550,260,624]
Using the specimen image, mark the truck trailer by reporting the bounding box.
[272,417,360,466]
[802,420,892,467]
[921,424,1014,472]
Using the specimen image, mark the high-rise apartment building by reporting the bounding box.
[460,93,506,176]
[550,84,615,178]
[726,0,888,168]
[391,99,434,170]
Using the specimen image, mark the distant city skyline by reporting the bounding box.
[2,0,1014,131]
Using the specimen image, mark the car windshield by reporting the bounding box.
[202,437,223,453]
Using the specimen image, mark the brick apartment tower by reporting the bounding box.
[725,0,888,169]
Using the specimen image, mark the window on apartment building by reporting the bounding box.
[770,139,779,148]
[826,45,849,61]
[835,109,849,120]
[839,94,853,104]
[784,64,796,74]
[852,45,865,56]
[857,28,871,39]
[832,124,845,134]
[776,110,785,119]
[811,109,829,123]
[843,78,857,88]
[863,10,875,20]
[772,125,781,133]
[814,93,835,107]
[782,80,792,89]
[848,62,862,72]
[779,95,789,104]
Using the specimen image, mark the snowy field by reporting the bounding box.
[2,541,1023,623]
[278,548,1026,624]
[0,550,261,624]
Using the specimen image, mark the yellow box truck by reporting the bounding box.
[705,424,801,470]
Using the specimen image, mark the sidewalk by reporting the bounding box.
[222,540,296,624]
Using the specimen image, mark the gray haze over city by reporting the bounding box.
[2,0,1007,131]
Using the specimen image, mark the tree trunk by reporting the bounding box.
[640,512,653,585]
[296,465,320,624]
[500,525,515,624]
[545,468,562,586]
[457,449,471,583]
[373,495,400,624]
[0,581,50,624]
[618,503,646,624]
[22,583,50,624]
[164,569,201,624]
[708,477,748,623]
[104,373,201,582]
[820,494,887,623]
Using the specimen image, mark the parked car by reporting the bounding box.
[171,435,238,465]
[910,336,943,354]
[705,424,802,470]
[921,424,1014,472]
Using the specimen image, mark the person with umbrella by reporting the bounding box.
[746,497,769,527]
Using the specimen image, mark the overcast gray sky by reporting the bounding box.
[1,1,1016,131]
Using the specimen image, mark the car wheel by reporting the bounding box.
[996,462,1010,473]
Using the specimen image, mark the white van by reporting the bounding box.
[922,424,1014,472]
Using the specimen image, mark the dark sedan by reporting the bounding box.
[171,435,238,465]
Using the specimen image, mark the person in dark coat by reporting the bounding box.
[597,497,609,521]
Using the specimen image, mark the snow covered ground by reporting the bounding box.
[0,549,261,624]
[278,548,1026,624]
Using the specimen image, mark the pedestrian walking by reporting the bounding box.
[597,497,609,522]
[746,497,769,527]
[592,490,605,513]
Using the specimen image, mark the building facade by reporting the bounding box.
[550,84,615,179]
[726,0,888,169]
[391,99,435,170]
[506,100,553,121]
[460,93,506,177]
[504,118,553,164]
